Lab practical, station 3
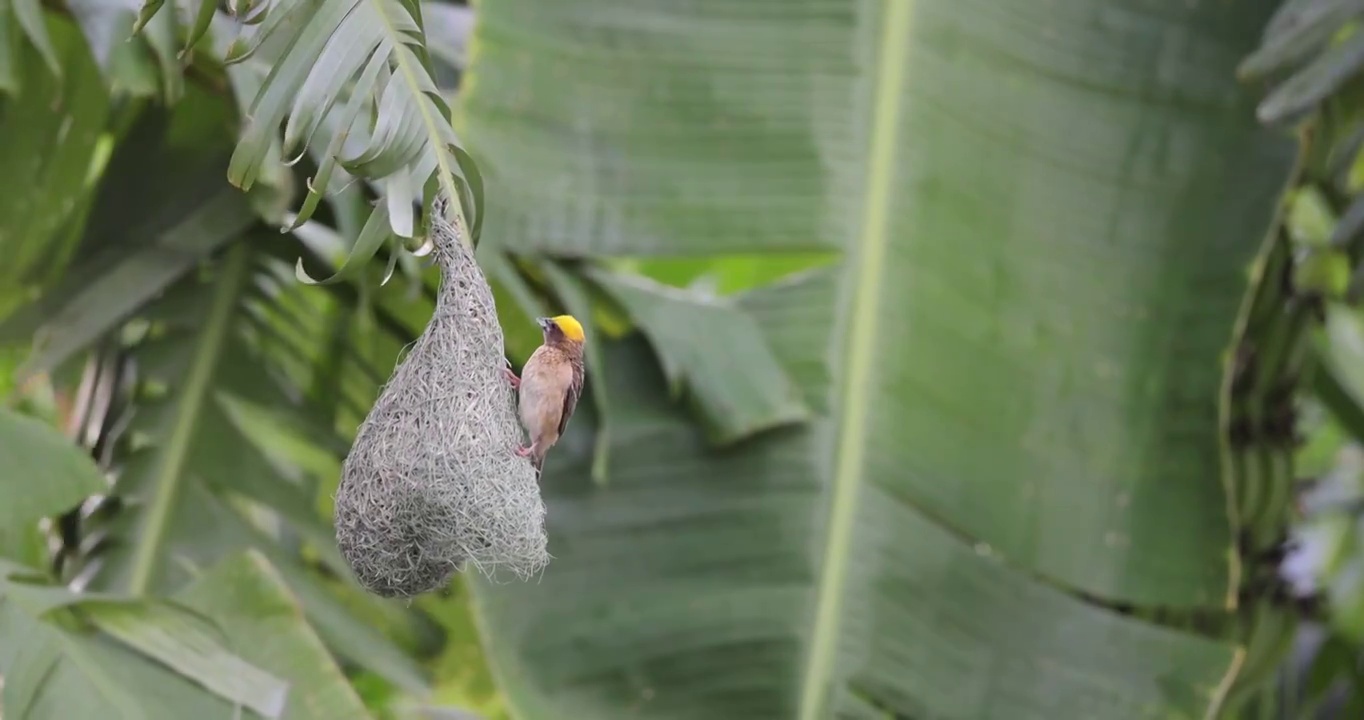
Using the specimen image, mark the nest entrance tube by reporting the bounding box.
[333,196,549,598]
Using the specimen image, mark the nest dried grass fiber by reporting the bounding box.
[333,196,549,597]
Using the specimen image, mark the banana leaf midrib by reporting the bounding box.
[797,2,913,717]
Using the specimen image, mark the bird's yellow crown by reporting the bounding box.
[550,315,585,342]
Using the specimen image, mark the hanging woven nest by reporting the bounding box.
[332,195,549,597]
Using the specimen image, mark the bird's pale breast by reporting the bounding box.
[519,346,571,436]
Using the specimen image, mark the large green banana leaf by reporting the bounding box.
[460,0,1298,718]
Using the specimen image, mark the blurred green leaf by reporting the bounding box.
[0,605,234,718]
[135,0,180,102]
[0,188,255,382]
[0,3,16,94]
[0,15,108,290]
[1294,247,1352,298]
[65,0,161,97]
[474,330,1242,720]
[1257,17,1364,125]
[0,84,254,383]
[463,0,1294,716]
[1330,192,1364,247]
[0,564,240,719]
[1321,305,1364,412]
[609,253,837,296]
[174,551,374,720]
[1238,0,1364,82]
[0,407,104,544]
[103,244,252,597]
[477,248,546,362]
[81,599,289,717]
[421,2,472,74]
[271,563,433,697]
[586,267,809,445]
[462,0,1289,608]
[416,585,507,720]
[395,706,485,720]
[1312,334,1364,447]
[1289,185,1338,247]
[11,0,59,78]
[2,552,379,719]
[1302,632,1358,713]
[57,247,433,695]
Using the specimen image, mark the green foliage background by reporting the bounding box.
[5,0,1364,718]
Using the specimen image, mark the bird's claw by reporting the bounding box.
[503,365,520,389]
[514,445,533,458]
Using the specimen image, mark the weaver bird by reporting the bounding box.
[504,315,585,471]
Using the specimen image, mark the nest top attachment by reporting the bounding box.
[333,199,549,597]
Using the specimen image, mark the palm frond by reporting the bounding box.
[133,0,485,285]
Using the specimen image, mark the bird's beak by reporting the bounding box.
[536,317,553,330]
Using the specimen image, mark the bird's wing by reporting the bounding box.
[557,356,584,438]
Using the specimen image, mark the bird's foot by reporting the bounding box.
[503,366,520,389]
[514,445,533,458]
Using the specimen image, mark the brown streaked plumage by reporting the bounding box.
[503,315,585,472]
